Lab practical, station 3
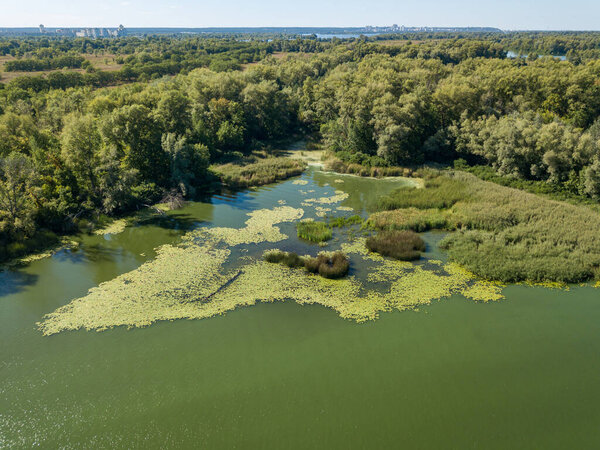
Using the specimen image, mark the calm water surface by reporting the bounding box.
[1,167,600,448]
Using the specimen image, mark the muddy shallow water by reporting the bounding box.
[1,166,600,448]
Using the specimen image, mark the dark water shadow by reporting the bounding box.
[134,213,206,232]
[210,191,261,212]
[0,270,39,297]
[52,244,122,264]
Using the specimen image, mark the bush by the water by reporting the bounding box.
[304,251,350,279]
[366,230,426,261]
[262,249,305,268]
[297,221,332,242]
[263,250,350,279]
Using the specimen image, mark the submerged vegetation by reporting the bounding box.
[366,230,426,261]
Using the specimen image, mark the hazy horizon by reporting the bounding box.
[1,0,599,31]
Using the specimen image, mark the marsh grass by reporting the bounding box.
[366,230,426,261]
[370,170,600,283]
[368,208,449,232]
[329,215,364,228]
[325,156,413,178]
[263,250,305,268]
[377,176,469,210]
[297,221,332,242]
[211,157,305,189]
[304,251,350,279]
[264,249,350,279]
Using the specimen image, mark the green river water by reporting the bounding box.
[1,166,600,449]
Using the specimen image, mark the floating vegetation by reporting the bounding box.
[315,206,332,217]
[297,220,332,242]
[336,206,354,212]
[334,179,344,183]
[303,192,349,205]
[38,242,233,335]
[39,235,506,335]
[194,206,304,246]
[277,199,287,205]
[93,218,130,236]
[292,179,309,185]
[9,238,80,267]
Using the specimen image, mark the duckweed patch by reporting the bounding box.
[303,192,350,205]
[93,218,130,236]
[195,206,304,246]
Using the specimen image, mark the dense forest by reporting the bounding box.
[2,32,600,261]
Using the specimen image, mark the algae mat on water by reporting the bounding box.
[38,206,504,336]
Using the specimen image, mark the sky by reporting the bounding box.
[1,0,599,31]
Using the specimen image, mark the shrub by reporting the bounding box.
[264,250,350,279]
[297,221,332,242]
[263,250,305,268]
[304,251,350,279]
[366,230,426,261]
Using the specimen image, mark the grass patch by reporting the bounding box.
[367,208,449,232]
[297,221,332,242]
[329,215,364,228]
[377,176,469,210]
[366,230,426,261]
[211,156,305,189]
[325,155,414,178]
[370,170,600,283]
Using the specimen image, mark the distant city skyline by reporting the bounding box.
[0,0,599,31]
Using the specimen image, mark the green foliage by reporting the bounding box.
[296,221,332,242]
[368,208,450,232]
[371,171,600,283]
[378,176,469,210]
[263,249,350,279]
[329,215,363,228]
[211,157,305,189]
[366,230,426,261]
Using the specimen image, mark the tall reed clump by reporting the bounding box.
[368,169,600,283]
[303,251,350,279]
[297,221,332,242]
[263,250,350,279]
[211,157,305,189]
[366,230,426,261]
[377,175,470,210]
